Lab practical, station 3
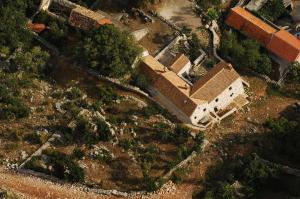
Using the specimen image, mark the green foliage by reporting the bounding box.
[139,144,159,163]
[97,86,119,104]
[171,168,188,184]
[25,150,84,182]
[193,131,205,152]
[75,25,142,78]
[174,125,190,144]
[66,87,83,100]
[34,11,69,47]
[242,154,280,188]
[96,119,113,142]
[188,33,202,61]
[143,173,165,191]
[0,76,30,120]
[72,147,85,160]
[265,117,300,161]
[11,47,50,74]
[288,62,300,83]
[258,0,287,22]
[0,0,33,50]
[220,31,272,75]
[44,150,84,182]
[24,132,42,144]
[119,139,138,150]
[132,73,148,90]
[207,7,219,21]
[201,153,281,198]
[195,0,221,11]
[265,117,298,136]
[141,105,161,118]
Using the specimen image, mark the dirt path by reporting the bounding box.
[0,168,197,199]
[0,168,119,199]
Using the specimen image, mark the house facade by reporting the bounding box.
[140,55,249,129]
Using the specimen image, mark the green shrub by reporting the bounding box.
[97,86,119,104]
[72,147,84,160]
[171,168,188,184]
[96,119,113,142]
[119,139,137,150]
[43,149,85,182]
[67,87,83,100]
[24,133,42,144]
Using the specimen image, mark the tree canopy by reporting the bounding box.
[75,25,142,78]
[220,31,272,75]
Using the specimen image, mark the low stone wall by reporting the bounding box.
[162,139,209,180]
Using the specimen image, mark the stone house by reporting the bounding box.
[140,55,249,129]
[68,6,112,30]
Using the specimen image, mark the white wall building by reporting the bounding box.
[140,56,249,129]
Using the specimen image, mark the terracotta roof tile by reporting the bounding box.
[267,30,300,62]
[226,7,300,62]
[168,54,190,74]
[190,62,240,102]
[226,7,276,45]
[140,56,204,116]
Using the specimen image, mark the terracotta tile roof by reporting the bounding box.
[141,56,243,116]
[226,7,300,62]
[140,56,205,116]
[168,54,190,74]
[190,62,240,102]
[27,22,46,33]
[226,7,276,45]
[267,30,300,62]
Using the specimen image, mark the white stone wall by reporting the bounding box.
[190,103,209,125]
[177,62,192,77]
[207,78,245,112]
[189,78,245,125]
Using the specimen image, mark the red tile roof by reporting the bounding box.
[190,62,240,102]
[267,30,300,62]
[226,7,300,62]
[27,22,46,33]
[169,54,190,74]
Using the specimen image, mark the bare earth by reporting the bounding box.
[156,0,201,30]
[0,168,195,199]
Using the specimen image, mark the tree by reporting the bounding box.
[11,47,50,74]
[258,0,287,22]
[0,0,33,50]
[188,33,202,61]
[288,62,300,83]
[220,31,272,75]
[76,25,142,78]
[207,7,219,21]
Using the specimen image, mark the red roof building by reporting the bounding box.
[226,7,300,62]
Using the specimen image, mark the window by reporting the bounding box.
[203,108,207,112]
[194,116,197,119]
[230,93,234,97]
[214,107,218,112]
[229,86,232,90]
[215,98,219,102]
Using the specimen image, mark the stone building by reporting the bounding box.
[140,55,249,129]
